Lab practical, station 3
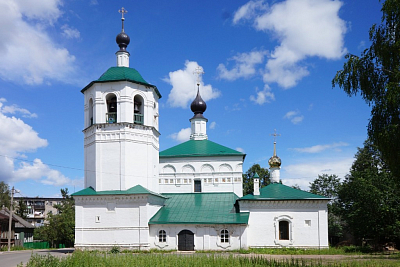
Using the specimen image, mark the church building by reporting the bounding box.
[72,12,329,251]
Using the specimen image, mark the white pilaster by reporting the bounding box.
[189,117,208,140]
[116,51,130,67]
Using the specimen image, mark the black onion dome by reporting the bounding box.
[190,88,207,118]
[116,31,130,51]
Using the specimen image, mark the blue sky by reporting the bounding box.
[0,0,383,197]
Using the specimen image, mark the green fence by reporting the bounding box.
[23,242,49,249]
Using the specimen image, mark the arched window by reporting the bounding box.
[158,230,166,242]
[279,220,289,240]
[106,94,117,123]
[133,95,144,125]
[88,98,94,126]
[220,229,229,243]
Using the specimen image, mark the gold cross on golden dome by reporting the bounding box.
[270,129,281,143]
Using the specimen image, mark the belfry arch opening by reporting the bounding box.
[134,95,144,125]
[106,94,117,123]
[88,98,94,126]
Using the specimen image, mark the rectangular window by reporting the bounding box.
[165,179,169,184]
[305,220,311,227]
[279,221,289,240]
[159,230,166,242]
[227,178,231,183]
[194,180,201,192]
[177,179,181,184]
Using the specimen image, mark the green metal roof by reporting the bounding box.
[71,184,167,199]
[159,139,245,158]
[240,183,329,201]
[149,193,249,225]
[81,67,162,98]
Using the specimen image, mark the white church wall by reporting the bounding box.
[83,80,160,193]
[240,200,329,248]
[149,224,247,250]
[75,195,163,250]
[159,156,244,196]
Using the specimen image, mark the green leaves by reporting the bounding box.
[332,0,400,179]
[242,164,270,196]
[338,140,400,245]
[33,188,75,247]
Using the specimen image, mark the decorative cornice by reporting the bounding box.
[239,200,328,209]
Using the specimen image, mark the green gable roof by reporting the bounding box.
[240,183,329,201]
[159,139,245,158]
[72,184,167,199]
[149,193,249,225]
[81,67,162,98]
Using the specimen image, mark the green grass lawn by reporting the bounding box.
[22,250,400,267]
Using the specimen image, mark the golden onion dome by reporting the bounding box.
[268,155,281,168]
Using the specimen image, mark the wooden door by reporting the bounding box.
[178,230,194,251]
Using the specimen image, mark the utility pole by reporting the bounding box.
[8,186,14,252]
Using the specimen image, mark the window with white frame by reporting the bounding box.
[220,229,229,243]
[279,220,289,240]
[158,230,166,242]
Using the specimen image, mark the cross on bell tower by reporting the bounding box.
[268,129,281,183]
[118,7,128,32]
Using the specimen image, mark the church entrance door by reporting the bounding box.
[178,230,194,251]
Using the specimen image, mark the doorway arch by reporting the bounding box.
[178,229,194,251]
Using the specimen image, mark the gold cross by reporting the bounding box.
[270,129,281,142]
[118,7,128,31]
[193,66,204,86]
[119,7,128,20]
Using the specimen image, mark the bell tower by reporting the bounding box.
[81,8,161,192]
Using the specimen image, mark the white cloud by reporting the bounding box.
[233,0,347,88]
[217,50,268,81]
[0,99,37,118]
[0,0,77,85]
[209,121,217,129]
[283,110,303,124]
[293,142,349,153]
[169,128,191,143]
[282,158,353,189]
[236,147,245,153]
[165,61,221,108]
[13,159,71,186]
[233,0,267,24]
[61,24,80,39]
[250,85,275,105]
[0,99,71,187]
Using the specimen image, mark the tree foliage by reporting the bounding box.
[338,140,400,246]
[310,174,344,245]
[16,198,27,219]
[332,0,400,178]
[0,181,10,209]
[242,164,270,196]
[34,188,75,247]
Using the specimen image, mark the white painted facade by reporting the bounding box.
[159,156,244,197]
[74,194,164,250]
[74,24,329,251]
[83,81,160,192]
[149,224,248,250]
[239,200,329,248]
